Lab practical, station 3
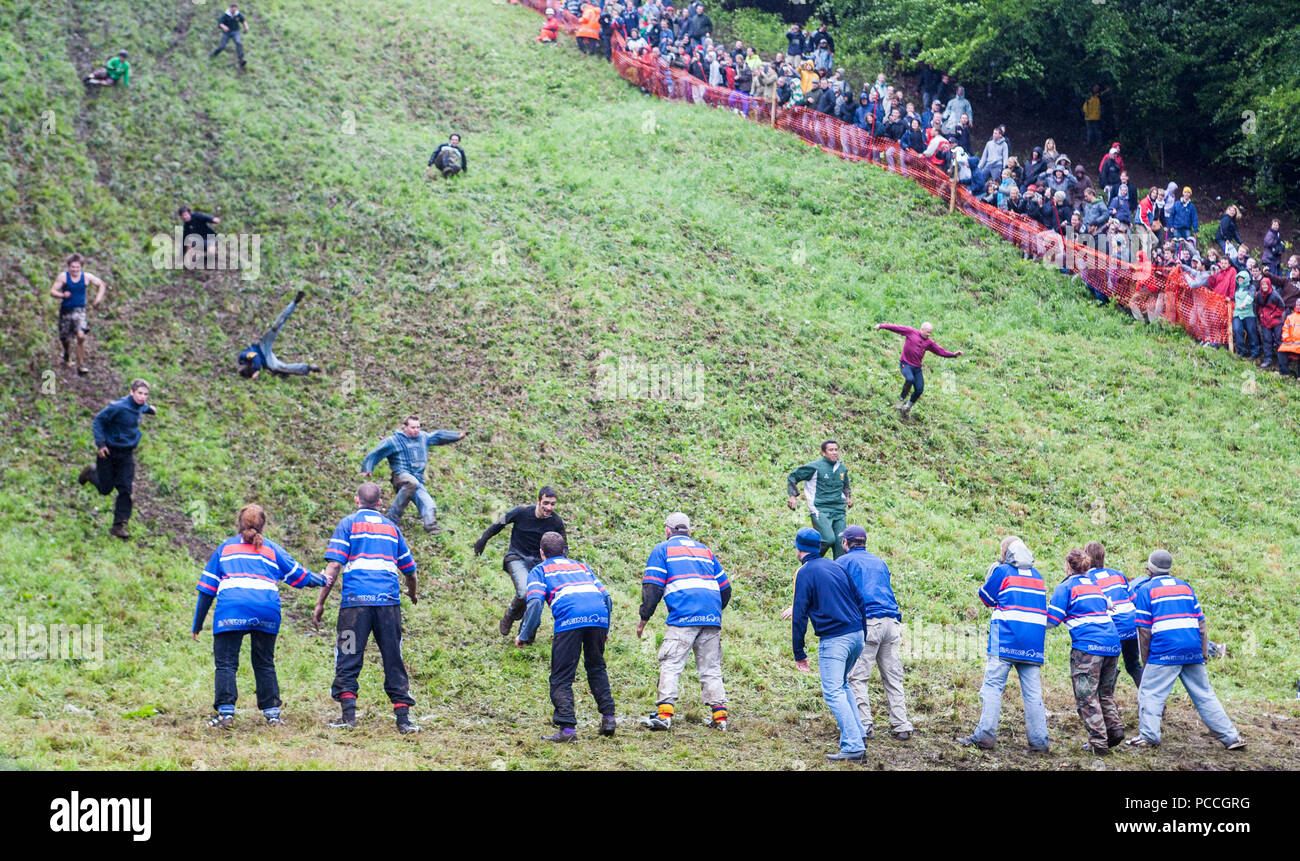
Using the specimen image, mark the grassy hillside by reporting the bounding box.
[1,0,1297,770]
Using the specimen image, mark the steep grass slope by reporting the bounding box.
[0,0,1297,770]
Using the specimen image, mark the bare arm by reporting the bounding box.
[87,273,107,307]
[49,272,68,299]
[313,561,342,629]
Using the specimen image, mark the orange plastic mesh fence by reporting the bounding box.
[523,0,1231,344]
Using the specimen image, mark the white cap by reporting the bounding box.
[665,512,691,533]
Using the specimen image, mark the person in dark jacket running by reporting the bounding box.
[428,134,467,178]
[78,379,156,540]
[474,487,567,637]
[210,4,247,67]
[875,321,963,415]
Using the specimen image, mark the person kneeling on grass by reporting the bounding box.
[516,531,617,742]
[237,290,321,378]
[874,320,963,416]
[85,49,130,86]
[193,504,326,728]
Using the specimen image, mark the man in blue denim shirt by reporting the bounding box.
[361,415,466,534]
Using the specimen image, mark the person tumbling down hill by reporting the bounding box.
[427,133,467,178]
[361,414,467,535]
[874,321,963,416]
[236,291,321,378]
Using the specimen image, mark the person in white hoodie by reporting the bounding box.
[957,536,1051,753]
[942,85,972,134]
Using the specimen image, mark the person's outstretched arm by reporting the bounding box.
[360,435,396,476]
[473,507,516,556]
[875,323,912,336]
[428,429,466,446]
[926,339,962,358]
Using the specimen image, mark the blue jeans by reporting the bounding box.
[389,471,436,528]
[258,300,310,374]
[973,655,1049,748]
[1085,119,1101,147]
[817,630,866,753]
[213,29,244,61]
[899,361,924,402]
[1137,662,1238,746]
[1232,316,1260,358]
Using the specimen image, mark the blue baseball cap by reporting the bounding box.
[842,525,867,542]
[795,527,823,554]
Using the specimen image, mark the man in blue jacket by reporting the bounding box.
[517,531,617,742]
[361,415,467,534]
[637,512,731,732]
[78,379,156,540]
[957,536,1050,752]
[1170,186,1200,240]
[840,526,914,741]
[788,526,869,761]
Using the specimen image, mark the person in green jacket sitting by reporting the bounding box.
[85,50,130,87]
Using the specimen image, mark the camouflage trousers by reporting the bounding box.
[1070,650,1124,750]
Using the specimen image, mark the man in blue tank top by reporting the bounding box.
[49,253,106,375]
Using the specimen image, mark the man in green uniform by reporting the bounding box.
[786,440,852,558]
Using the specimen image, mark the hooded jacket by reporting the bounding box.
[1215,213,1242,246]
[943,86,972,130]
[1206,265,1238,300]
[1255,281,1285,328]
[977,539,1047,664]
[1169,198,1199,232]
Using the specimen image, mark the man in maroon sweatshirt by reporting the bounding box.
[875,322,963,415]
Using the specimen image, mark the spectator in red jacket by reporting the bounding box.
[1255,278,1286,370]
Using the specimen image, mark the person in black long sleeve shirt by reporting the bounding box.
[178,206,221,257]
[428,134,467,178]
[474,487,566,636]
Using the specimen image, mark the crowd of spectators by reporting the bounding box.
[543,1,1298,375]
